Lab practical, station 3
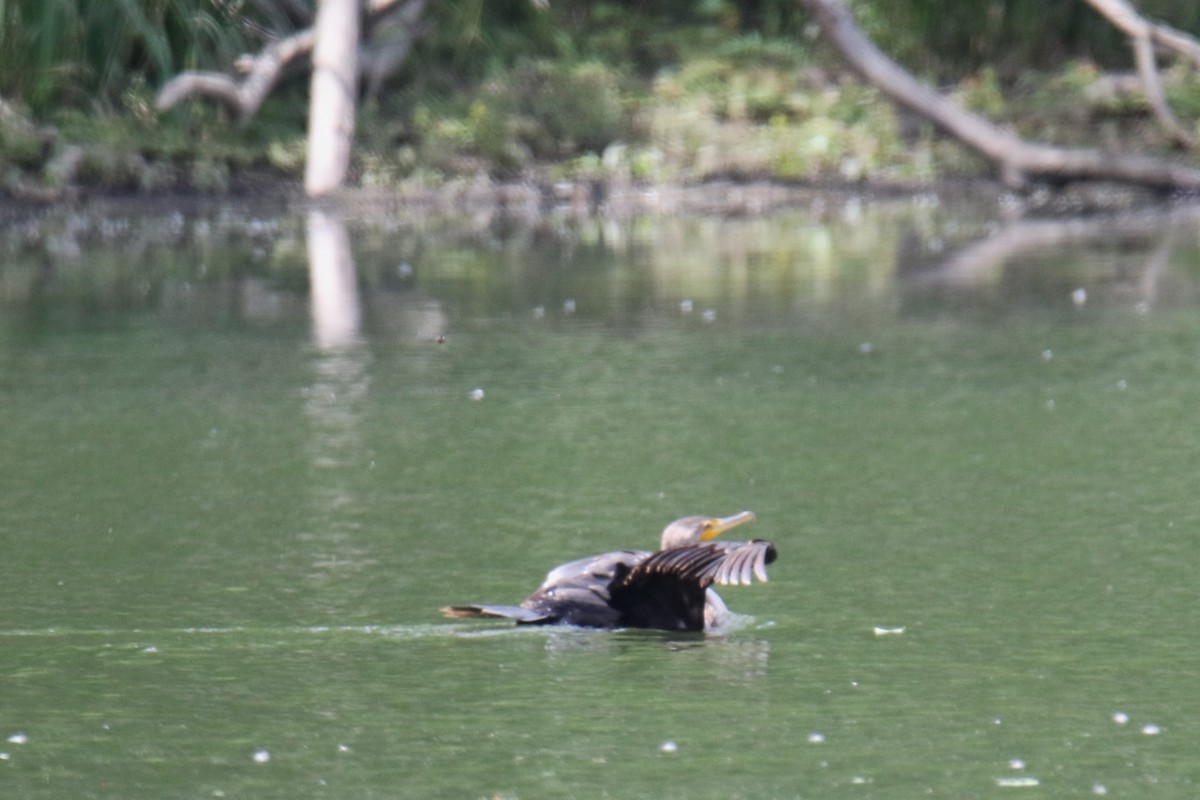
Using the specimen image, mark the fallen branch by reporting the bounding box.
[156,28,314,124]
[798,0,1200,190]
[1086,0,1200,67]
[1084,0,1196,148]
[155,0,424,126]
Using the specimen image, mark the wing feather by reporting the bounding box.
[629,539,777,588]
[710,539,777,587]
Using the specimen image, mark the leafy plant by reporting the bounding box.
[0,0,257,113]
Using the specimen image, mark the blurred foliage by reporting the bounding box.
[857,0,1200,79]
[10,0,1200,116]
[2,0,1200,191]
[409,59,627,176]
[0,0,261,113]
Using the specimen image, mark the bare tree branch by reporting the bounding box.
[1087,0,1200,66]
[155,0,424,126]
[156,29,315,124]
[1085,0,1196,148]
[797,0,1200,190]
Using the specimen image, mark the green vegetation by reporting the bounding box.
[0,0,253,112]
[2,0,1200,197]
[864,0,1200,79]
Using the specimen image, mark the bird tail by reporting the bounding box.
[441,604,552,624]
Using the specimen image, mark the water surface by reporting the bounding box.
[2,199,1199,798]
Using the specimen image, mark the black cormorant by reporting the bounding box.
[441,511,776,632]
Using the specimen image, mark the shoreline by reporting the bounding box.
[2,172,1177,225]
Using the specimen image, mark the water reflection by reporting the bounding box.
[663,634,772,680]
[534,626,772,679]
[308,210,363,352]
[6,199,1200,799]
[4,199,1200,335]
[909,203,1200,311]
[300,209,375,582]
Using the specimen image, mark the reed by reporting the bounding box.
[0,0,254,113]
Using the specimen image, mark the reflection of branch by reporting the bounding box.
[155,0,426,125]
[916,205,1199,288]
[919,218,1114,287]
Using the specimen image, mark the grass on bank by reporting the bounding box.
[4,3,1200,197]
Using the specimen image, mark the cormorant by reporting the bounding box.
[441,511,776,632]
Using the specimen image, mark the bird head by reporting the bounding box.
[659,511,756,549]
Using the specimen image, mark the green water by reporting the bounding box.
[2,200,1200,798]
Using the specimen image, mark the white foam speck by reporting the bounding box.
[1009,759,1025,770]
[1071,288,1087,306]
[1092,783,1108,795]
[807,732,826,744]
[0,753,9,760]
[337,744,350,753]
[1041,349,1053,361]
[995,776,1039,787]
[1112,711,1129,725]
[6,734,26,745]
[469,388,485,401]
[872,626,905,636]
[679,299,694,314]
[1141,723,1161,735]
[659,740,678,753]
[253,750,270,763]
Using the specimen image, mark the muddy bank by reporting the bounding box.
[4,172,1177,229]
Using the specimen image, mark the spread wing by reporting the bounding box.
[520,549,649,628]
[442,540,778,632]
[609,539,777,631]
[710,539,777,586]
[631,539,776,588]
[539,550,647,588]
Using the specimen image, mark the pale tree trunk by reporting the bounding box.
[305,0,360,196]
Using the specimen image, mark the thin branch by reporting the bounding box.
[1087,0,1200,67]
[1085,0,1195,148]
[797,0,1200,190]
[155,0,422,126]
[156,29,315,124]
